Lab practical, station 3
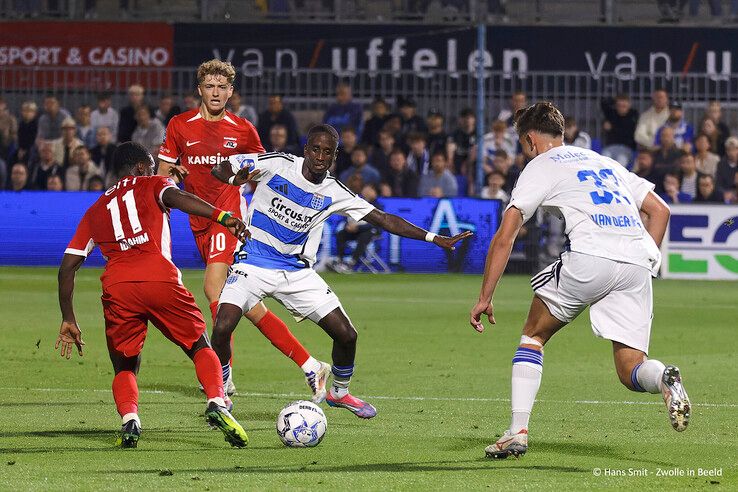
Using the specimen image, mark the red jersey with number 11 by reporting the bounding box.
[158,109,264,236]
[65,175,181,289]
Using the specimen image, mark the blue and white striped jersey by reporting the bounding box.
[228,152,375,270]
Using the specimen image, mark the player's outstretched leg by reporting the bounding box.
[110,353,142,449]
[212,302,245,402]
[614,342,691,432]
[318,308,376,419]
[246,305,330,403]
[205,401,249,448]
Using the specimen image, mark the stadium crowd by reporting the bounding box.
[1,83,736,205]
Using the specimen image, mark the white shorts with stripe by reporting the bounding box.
[532,251,653,354]
[219,263,343,323]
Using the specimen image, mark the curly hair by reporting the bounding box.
[197,59,236,85]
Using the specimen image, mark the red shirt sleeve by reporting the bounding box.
[158,118,181,163]
[243,122,265,153]
[65,212,96,257]
[150,175,179,209]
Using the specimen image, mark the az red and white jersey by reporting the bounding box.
[65,175,181,289]
[158,108,264,236]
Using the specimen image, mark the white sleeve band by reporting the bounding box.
[425,232,437,242]
[228,175,236,185]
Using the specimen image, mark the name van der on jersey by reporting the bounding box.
[0,46,169,66]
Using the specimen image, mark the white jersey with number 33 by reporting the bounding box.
[507,146,661,275]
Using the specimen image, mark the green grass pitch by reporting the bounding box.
[0,266,735,490]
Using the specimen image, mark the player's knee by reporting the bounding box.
[339,324,357,347]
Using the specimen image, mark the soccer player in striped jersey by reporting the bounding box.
[210,124,472,418]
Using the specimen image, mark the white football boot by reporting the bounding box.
[661,365,690,432]
[305,361,331,404]
[485,429,528,459]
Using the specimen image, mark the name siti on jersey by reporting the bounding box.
[228,152,375,270]
[507,146,661,274]
[64,175,182,288]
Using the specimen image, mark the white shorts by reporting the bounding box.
[532,251,653,353]
[219,263,342,323]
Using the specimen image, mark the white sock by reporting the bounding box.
[510,363,542,433]
[207,397,227,408]
[635,359,666,394]
[301,356,321,375]
[121,413,140,426]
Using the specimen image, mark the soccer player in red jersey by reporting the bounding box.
[157,59,329,400]
[56,142,251,449]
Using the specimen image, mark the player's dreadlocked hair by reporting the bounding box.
[197,59,236,85]
[307,124,340,144]
[112,142,154,175]
[513,102,565,139]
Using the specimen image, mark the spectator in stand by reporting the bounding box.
[694,174,722,203]
[340,145,381,187]
[633,150,661,189]
[86,175,106,192]
[482,120,516,173]
[371,129,395,176]
[257,94,299,149]
[361,98,389,147]
[398,97,427,136]
[90,126,117,183]
[601,94,638,150]
[8,162,30,191]
[480,170,509,204]
[131,106,165,157]
[75,104,96,149]
[0,156,6,189]
[64,145,102,191]
[155,93,180,127]
[497,90,527,126]
[406,132,431,175]
[677,153,701,199]
[333,126,358,177]
[449,107,476,177]
[489,149,518,194]
[634,88,669,150]
[727,173,738,204]
[118,84,154,143]
[182,92,200,111]
[32,141,62,190]
[694,133,720,178]
[698,117,723,157]
[323,82,364,138]
[37,95,71,142]
[52,117,83,169]
[265,123,299,155]
[0,97,18,162]
[704,101,729,156]
[46,173,64,192]
[381,113,405,148]
[227,92,257,125]
[331,183,382,274]
[90,92,119,142]
[655,101,694,152]
[425,109,448,157]
[381,149,418,198]
[660,172,692,204]
[564,116,592,149]
[419,151,458,198]
[653,126,684,173]
[716,136,738,198]
[15,101,39,163]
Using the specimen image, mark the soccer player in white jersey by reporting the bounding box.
[470,102,690,459]
[210,124,472,418]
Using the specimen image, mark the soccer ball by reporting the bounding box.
[276,400,327,447]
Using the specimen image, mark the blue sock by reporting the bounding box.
[221,363,231,384]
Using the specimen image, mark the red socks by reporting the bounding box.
[112,371,139,417]
[256,310,310,367]
[210,300,235,367]
[193,347,225,400]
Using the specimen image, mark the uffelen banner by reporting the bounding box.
[0,22,174,89]
[661,205,738,280]
[0,192,499,274]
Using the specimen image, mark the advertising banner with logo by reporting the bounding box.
[0,22,174,90]
[661,205,738,280]
[0,193,499,274]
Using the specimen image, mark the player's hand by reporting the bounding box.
[232,167,262,186]
[470,300,495,333]
[223,216,250,242]
[168,164,189,183]
[55,320,85,358]
[432,230,474,250]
